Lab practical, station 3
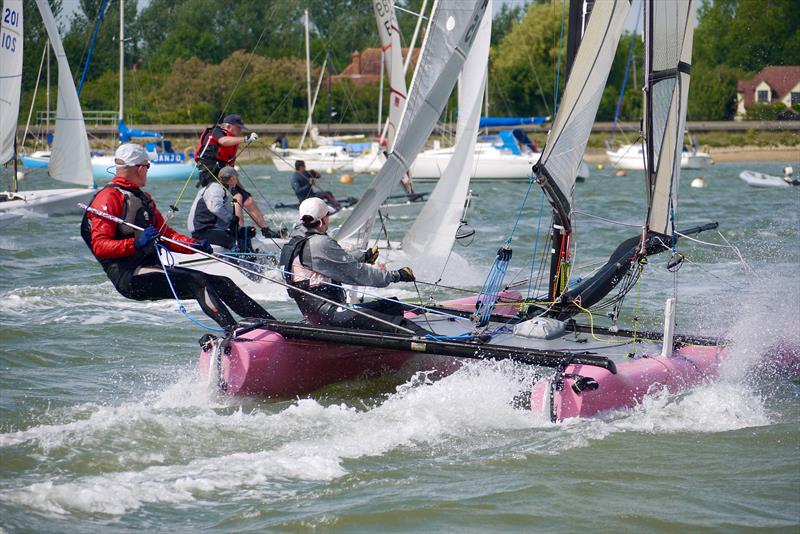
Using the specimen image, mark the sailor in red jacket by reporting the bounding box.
[81,143,273,331]
[194,114,277,238]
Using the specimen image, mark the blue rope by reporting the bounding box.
[77,0,111,96]
[506,175,537,242]
[156,244,225,332]
[474,245,513,327]
[526,190,547,299]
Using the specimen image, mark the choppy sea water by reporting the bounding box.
[1,161,798,532]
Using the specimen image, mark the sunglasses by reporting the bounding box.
[137,162,151,169]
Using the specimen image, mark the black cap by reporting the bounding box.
[295,160,306,170]
[222,114,246,129]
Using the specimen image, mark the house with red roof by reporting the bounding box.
[736,66,800,119]
[332,48,419,86]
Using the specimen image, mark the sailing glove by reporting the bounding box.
[394,267,415,283]
[134,226,159,250]
[192,239,214,254]
[363,245,380,264]
[261,226,281,239]
[246,132,259,143]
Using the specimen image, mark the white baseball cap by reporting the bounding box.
[114,143,149,167]
[298,197,335,223]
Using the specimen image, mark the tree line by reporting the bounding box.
[17,0,800,128]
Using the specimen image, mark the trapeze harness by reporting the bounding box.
[279,233,346,324]
[80,184,158,297]
[195,127,237,179]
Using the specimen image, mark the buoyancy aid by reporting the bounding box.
[278,234,347,313]
[192,185,233,234]
[80,184,158,294]
[195,126,237,174]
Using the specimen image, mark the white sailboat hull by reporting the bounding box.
[356,146,592,182]
[271,145,353,172]
[606,145,711,170]
[0,187,95,215]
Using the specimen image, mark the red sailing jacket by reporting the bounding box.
[195,126,238,168]
[88,177,196,260]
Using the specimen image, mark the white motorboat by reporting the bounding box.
[739,167,799,188]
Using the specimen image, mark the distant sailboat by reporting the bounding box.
[20,0,195,181]
[1,0,95,217]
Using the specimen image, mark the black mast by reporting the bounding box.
[545,0,594,303]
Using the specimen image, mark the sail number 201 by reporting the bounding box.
[2,8,19,52]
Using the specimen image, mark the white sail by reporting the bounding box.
[645,0,695,236]
[534,0,630,228]
[0,0,23,164]
[372,0,407,150]
[35,0,93,187]
[336,0,490,242]
[401,0,491,271]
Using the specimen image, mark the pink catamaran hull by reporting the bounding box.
[530,345,725,421]
[200,329,459,396]
[199,328,733,421]
[198,292,797,420]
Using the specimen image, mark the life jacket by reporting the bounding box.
[278,233,346,311]
[195,126,237,174]
[80,184,158,295]
[191,184,233,235]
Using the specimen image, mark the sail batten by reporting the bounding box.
[534,0,630,228]
[0,0,23,165]
[36,0,94,187]
[644,0,695,236]
[336,0,490,242]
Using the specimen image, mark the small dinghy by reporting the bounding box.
[739,167,799,188]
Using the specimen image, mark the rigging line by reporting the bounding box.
[715,230,754,274]
[526,190,547,299]
[75,0,110,92]
[573,209,643,228]
[553,0,566,115]
[215,12,274,124]
[679,256,748,292]
[525,53,552,117]
[21,44,49,150]
[85,202,418,334]
[155,244,225,332]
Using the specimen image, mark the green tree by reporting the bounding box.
[690,0,800,119]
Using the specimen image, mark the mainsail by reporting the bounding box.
[534,0,630,230]
[336,0,490,242]
[35,0,94,187]
[644,0,695,237]
[0,0,23,165]
[401,0,491,272]
[372,0,407,149]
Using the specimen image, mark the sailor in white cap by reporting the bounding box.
[278,197,424,334]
